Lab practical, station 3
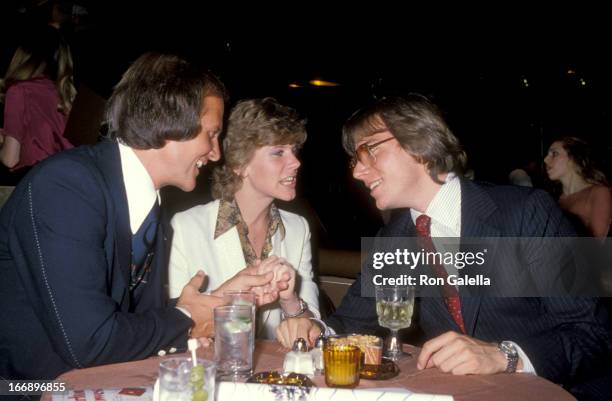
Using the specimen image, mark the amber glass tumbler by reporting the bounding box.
[323,344,361,388]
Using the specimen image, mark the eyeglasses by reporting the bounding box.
[349,137,395,170]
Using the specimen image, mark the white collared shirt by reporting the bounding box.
[410,173,461,238]
[117,141,160,234]
[118,141,191,320]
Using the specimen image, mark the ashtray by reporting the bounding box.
[360,358,400,380]
[247,371,314,387]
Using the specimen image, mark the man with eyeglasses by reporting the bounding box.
[276,95,611,399]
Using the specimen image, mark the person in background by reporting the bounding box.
[0,53,288,382]
[0,25,75,174]
[169,98,320,339]
[508,168,533,187]
[544,136,611,238]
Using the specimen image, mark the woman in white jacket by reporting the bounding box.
[169,98,320,339]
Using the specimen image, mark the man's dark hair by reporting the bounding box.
[105,52,227,149]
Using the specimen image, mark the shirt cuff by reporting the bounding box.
[310,318,336,336]
[176,306,192,319]
[510,341,537,375]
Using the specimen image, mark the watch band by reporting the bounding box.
[281,297,307,319]
[498,341,519,373]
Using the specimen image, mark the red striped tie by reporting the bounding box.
[415,214,466,334]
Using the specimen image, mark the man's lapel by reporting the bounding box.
[155,209,173,302]
[94,140,132,290]
[460,179,500,238]
[458,178,500,336]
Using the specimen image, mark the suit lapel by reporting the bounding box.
[155,209,172,302]
[94,141,132,295]
[458,179,501,336]
[215,229,247,277]
[460,179,500,238]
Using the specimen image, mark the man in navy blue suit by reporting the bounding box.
[0,53,284,383]
[276,95,610,399]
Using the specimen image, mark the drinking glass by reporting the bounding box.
[375,285,415,360]
[158,357,215,401]
[223,290,257,335]
[323,343,361,388]
[214,304,254,379]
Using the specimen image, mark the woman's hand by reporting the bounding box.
[256,256,310,318]
[256,256,295,300]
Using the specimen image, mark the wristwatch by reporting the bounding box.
[498,341,519,373]
[281,297,307,319]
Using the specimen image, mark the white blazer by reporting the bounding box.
[169,200,320,339]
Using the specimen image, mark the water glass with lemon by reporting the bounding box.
[223,290,257,336]
[214,305,254,379]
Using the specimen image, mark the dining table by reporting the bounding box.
[42,340,576,401]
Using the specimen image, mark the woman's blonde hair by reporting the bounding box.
[212,98,307,200]
[0,26,76,115]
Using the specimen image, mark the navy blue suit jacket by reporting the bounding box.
[326,179,610,392]
[0,140,192,380]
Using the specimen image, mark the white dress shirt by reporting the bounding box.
[118,141,193,323]
[118,141,160,233]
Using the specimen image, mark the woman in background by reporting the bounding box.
[0,26,76,173]
[544,136,611,238]
[169,98,320,339]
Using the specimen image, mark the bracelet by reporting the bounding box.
[281,297,307,319]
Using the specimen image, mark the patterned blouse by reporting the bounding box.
[214,199,286,265]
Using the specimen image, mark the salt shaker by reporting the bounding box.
[283,338,315,376]
[310,334,325,374]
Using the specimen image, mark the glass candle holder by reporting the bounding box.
[323,343,361,388]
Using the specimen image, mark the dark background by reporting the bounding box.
[2,2,611,249]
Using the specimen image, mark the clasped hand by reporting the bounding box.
[177,258,296,339]
[212,255,295,305]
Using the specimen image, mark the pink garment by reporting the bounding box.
[559,185,612,238]
[3,77,73,170]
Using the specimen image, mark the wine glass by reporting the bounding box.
[375,285,415,361]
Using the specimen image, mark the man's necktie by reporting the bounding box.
[415,214,466,333]
[130,201,160,290]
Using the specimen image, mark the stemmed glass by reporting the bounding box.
[375,285,415,361]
